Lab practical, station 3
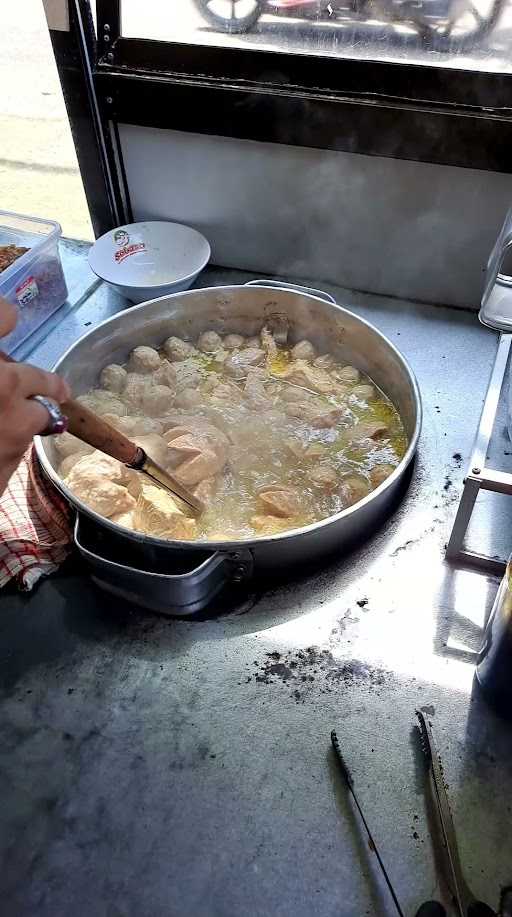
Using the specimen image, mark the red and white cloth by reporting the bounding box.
[0,447,73,590]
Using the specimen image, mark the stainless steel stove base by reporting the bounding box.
[447,333,512,574]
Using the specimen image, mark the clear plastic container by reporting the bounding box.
[0,210,68,354]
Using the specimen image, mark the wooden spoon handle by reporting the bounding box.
[62,399,140,466]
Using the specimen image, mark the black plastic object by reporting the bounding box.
[468,905,497,917]
[476,566,512,721]
[500,887,512,917]
[415,903,447,917]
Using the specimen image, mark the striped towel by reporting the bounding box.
[0,447,72,590]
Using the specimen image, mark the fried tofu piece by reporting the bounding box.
[369,463,396,488]
[257,485,301,518]
[291,340,316,362]
[133,481,197,540]
[281,360,335,395]
[63,453,135,518]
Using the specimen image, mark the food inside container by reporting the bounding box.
[52,326,407,543]
[0,245,29,272]
[0,210,68,354]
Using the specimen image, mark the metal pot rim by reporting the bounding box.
[35,283,422,552]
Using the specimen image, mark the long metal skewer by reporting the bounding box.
[330,730,405,917]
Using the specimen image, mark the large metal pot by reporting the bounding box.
[36,282,422,615]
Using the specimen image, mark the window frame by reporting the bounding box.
[49,0,512,237]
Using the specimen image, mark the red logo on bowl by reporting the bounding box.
[114,242,146,264]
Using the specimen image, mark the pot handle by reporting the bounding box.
[245,279,336,305]
[74,516,253,617]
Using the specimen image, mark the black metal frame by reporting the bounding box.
[47,0,512,237]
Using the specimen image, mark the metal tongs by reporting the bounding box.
[332,720,510,917]
[416,711,497,917]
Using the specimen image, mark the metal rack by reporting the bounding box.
[446,332,512,575]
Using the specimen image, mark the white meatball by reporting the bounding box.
[128,346,161,374]
[76,390,127,417]
[223,334,245,350]
[174,388,203,409]
[75,394,98,412]
[291,340,316,362]
[314,354,335,371]
[98,398,127,417]
[101,413,129,431]
[129,417,163,435]
[351,383,376,401]
[141,384,174,417]
[163,336,197,362]
[335,365,360,384]
[100,363,127,394]
[174,360,203,392]
[153,359,177,391]
[122,374,148,411]
[111,415,162,436]
[53,432,94,460]
[198,331,223,353]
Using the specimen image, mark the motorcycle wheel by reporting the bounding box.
[419,0,505,50]
[193,0,262,33]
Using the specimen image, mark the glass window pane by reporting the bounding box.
[121,0,511,75]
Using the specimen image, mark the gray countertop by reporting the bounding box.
[1,241,511,917]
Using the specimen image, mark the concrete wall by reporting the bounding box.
[120,124,512,308]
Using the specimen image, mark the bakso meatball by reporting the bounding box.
[76,391,127,417]
[174,361,203,392]
[163,336,197,362]
[351,383,376,401]
[314,354,335,371]
[141,384,174,417]
[122,373,148,411]
[174,387,202,409]
[246,336,261,348]
[291,340,316,362]
[128,346,161,375]
[153,359,177,391]
[129,417,163,435]
[98,397,127,417]
[223,334,245,350]
[54,431,94,460]
[198,331,223,353]
[335,365,360,384]
[224,348,265,379]
[100,363,127,394]
[100,413,129,431]
[107,414,162,436]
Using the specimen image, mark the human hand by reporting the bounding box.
[0,297,70,495]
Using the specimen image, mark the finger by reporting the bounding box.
[3,400,54,455]
[8,363,70,403]
[0,297,17,338]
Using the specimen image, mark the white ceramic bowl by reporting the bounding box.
[88,221,211,304]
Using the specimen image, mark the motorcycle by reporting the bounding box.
[193,0,505,50]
